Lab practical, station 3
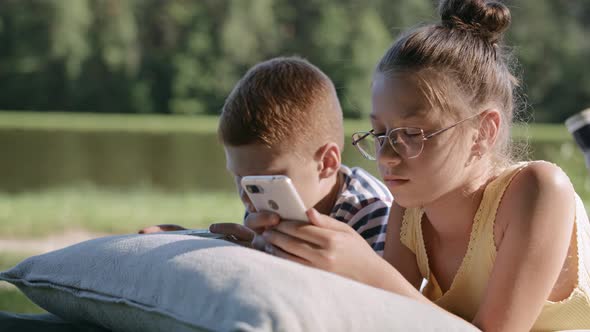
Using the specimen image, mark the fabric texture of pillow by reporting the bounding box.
[0,234,478,332]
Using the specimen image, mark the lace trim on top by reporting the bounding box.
[400,208,415,255]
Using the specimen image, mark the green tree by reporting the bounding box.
[507,0,589,121]
[0,0,588,121]
[344,7,391,118]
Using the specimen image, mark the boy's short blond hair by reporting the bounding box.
[218,57,344,155]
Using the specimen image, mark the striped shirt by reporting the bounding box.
[329,165,393,256]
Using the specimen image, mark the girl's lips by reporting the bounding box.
[383,178,409,187]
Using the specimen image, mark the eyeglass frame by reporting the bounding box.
[351,110,486,160]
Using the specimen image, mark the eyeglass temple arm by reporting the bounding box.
[352,130,374,145]
[424,111,485,140]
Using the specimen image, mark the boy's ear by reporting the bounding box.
[315,142,341,179]
[473,109,500,157]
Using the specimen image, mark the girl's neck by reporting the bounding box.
[422,164,495,241]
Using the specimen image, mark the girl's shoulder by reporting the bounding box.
[484,161,572,211]
[494,161,576,241]
[504,161,573,198]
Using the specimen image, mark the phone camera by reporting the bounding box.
[246,185,263,194]
[268,200,279,210]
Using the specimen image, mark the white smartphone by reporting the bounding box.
[241,175,308,222]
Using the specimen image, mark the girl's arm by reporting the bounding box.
[471,162,576,331]
[381,202,424,291]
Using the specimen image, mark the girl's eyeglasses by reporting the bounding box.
[351,111,485,160]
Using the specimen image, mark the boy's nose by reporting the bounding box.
[240,192,256,213]
[244,202,256,213]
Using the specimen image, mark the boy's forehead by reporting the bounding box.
[224,144,295,176]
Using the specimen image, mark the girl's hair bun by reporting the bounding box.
[439,0,511,43]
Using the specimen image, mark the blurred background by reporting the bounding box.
[1,0,589,312]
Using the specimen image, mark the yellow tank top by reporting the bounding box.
[400,162,590,331]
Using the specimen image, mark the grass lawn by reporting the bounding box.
[0,288,45,313]
[0,187,244,237]
[0,252,31,271]
[1,183,589,239]
[511,123,571,142]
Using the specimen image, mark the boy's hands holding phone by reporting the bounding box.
[208,212,280,250]
[138,222,259,248]
[207,222,258,248]
[203,211,289,250]
[256,208,381,284]
[138,224,187,234]
[141,173,382,283]
[234,174,382,282]
[241,212,280,250]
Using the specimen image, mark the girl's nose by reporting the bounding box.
[377,140,402,167]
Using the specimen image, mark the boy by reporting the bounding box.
[140,57,392,255]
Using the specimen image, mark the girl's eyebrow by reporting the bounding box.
[370,110,426,124]
[400,106,429,119]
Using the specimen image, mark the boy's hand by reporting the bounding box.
[138,224,187,234]
[243,211,280,233]
[243,212,281,250]
[208,223,256,247]
[260,209,381,284]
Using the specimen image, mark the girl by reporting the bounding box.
[253,0,590,330]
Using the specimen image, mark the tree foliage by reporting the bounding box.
[0,0,588,121]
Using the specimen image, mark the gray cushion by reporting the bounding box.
[0,234,478,332]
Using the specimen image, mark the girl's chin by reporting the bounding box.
[384,179,410,188]
[388,193,424,209]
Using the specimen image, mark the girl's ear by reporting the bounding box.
[315,142,342,179]
[473,109,501,157]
